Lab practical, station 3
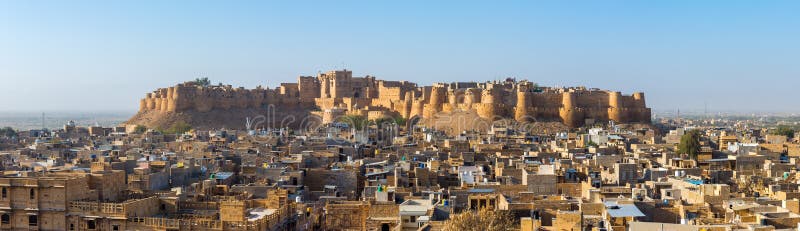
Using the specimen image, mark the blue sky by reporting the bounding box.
[1,1,798,113]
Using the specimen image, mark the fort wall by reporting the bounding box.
[133,69,651,127]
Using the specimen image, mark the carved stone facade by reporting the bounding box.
[133,70,651,127]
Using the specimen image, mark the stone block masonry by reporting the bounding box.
[131,70,651,128]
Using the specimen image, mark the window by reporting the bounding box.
[87,220,96,230]
[28,215,37,226]
[29,189,35,200]
[112,225,119,231]
[1,214,9,224]
[70,224,75,230]
[1,188,5,198]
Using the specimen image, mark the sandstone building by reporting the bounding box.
[128,69,651,129]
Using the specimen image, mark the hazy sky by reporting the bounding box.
[1,1,798,113]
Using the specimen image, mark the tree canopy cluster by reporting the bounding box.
[0,127,16,138]
[678,129,702,160]
[132,125,148,134]
[337,115,406,130]
[193,77,211,87]
[771,125,796,139]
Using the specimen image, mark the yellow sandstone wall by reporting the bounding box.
[134,70,651,127]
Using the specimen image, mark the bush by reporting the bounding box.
[161,121,192,134]
[443,209,515,231]
[133,125,148,134]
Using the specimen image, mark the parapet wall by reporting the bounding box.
[133,70,651,127]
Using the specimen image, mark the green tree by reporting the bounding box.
[132,125,148,134]
[0,127,16,138]
[443,209,515,231]
[394,117,407,126]
[193,77,211,87]
[532,83,543,92]
[772,125,796,139]
[161,121,192,134]
[337,115,369,130]
[678,129,702,160]
[372,117,394,129]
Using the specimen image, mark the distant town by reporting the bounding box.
[0,70,797,231]
[0,111,131,131]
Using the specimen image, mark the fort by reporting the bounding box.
[126,69,651,129]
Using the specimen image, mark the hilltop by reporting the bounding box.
[124,70,651,131]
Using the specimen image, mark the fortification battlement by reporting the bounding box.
[136,70,650,127]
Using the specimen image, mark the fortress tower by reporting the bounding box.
[463,89,477,108]
[424,86,446,117]
[429,86,446,110]
[607,91,624,122]
[476,88,499,119]
[633,92,646,108]
[444,89,458,112]
[410,99,425,118]
[559,91,585,127]
[515,90,529,122]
